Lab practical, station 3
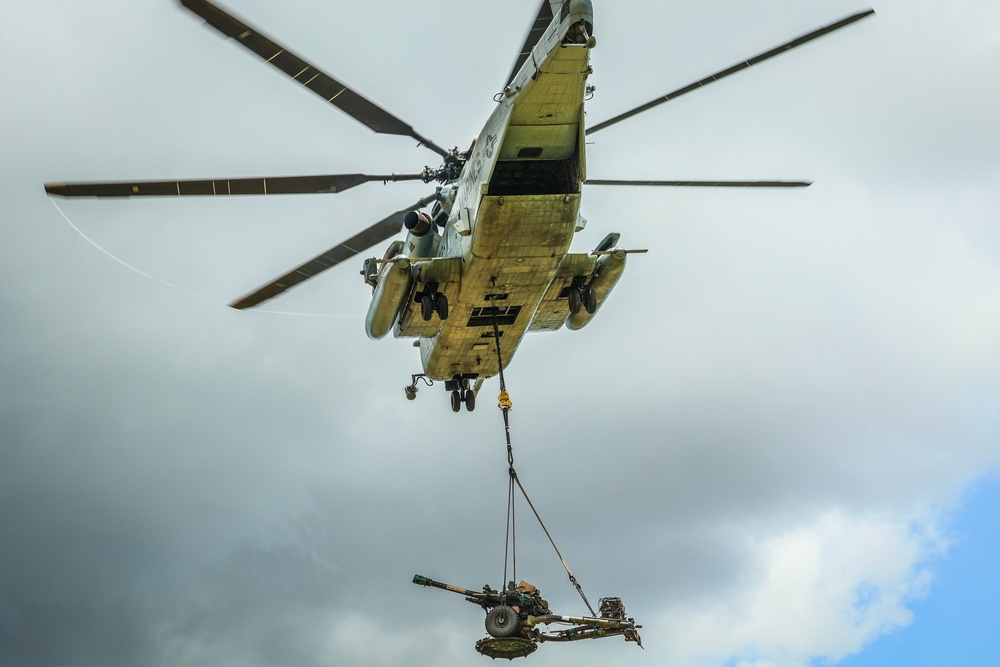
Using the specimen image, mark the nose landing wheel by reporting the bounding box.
[448,377,477,413]
[450,388,475,412]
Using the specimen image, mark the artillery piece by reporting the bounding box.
[413,574,642,659]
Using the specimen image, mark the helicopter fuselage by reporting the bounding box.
[381,0,616,394]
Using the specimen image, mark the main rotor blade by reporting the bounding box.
[44,173,424,198]
[585,179,811,188]
[505,0,555,87]
[179,0,448,158]
[230,193,439,310]
[586,9,875,135]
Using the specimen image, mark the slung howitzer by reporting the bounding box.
[413,574,642,649]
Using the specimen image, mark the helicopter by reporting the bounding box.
[45,0,874,412]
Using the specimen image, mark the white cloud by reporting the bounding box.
[659,511,945,667]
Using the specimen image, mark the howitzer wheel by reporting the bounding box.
[475,636,537,660]
[485,605,520,638]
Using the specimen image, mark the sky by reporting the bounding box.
[2,1,999,666]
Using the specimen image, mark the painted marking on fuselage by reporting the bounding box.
[461,132,499,192]
[483,133,498,158]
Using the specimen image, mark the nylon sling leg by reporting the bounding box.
[491,310,596,617]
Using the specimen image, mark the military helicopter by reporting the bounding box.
[45,0,874,412]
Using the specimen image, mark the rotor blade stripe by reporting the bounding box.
[43,173,426,198]
[586,9,875,135]
[179,0,448,157]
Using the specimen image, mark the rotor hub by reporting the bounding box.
[421,147,467,184]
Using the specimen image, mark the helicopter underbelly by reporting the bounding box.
[420,193,581,380]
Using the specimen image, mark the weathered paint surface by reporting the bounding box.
[401,2,600,381]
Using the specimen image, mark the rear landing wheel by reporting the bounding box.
[437,293,449,320]
[421,294,434,321]
[583,285,598,314]
[450,390,462,412]
[568,288,582,315]
[464,389,476,412]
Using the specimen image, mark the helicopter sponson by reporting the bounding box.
[566,246,627,330]
[364,212,449,340]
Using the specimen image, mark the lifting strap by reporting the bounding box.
[492,312,596,617]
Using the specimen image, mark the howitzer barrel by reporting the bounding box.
[412,574,483,599]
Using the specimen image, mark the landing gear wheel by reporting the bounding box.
[421,294,434,321]
[485,606,520,638]
[450,390,462,413]
[568,288,582,315]
[464,389,476,412]
[437,293,449,320]
[583,285,598,314]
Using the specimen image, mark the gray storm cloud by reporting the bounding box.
[2,1,998,666]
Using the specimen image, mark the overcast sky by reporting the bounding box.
[2,1,999,666]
